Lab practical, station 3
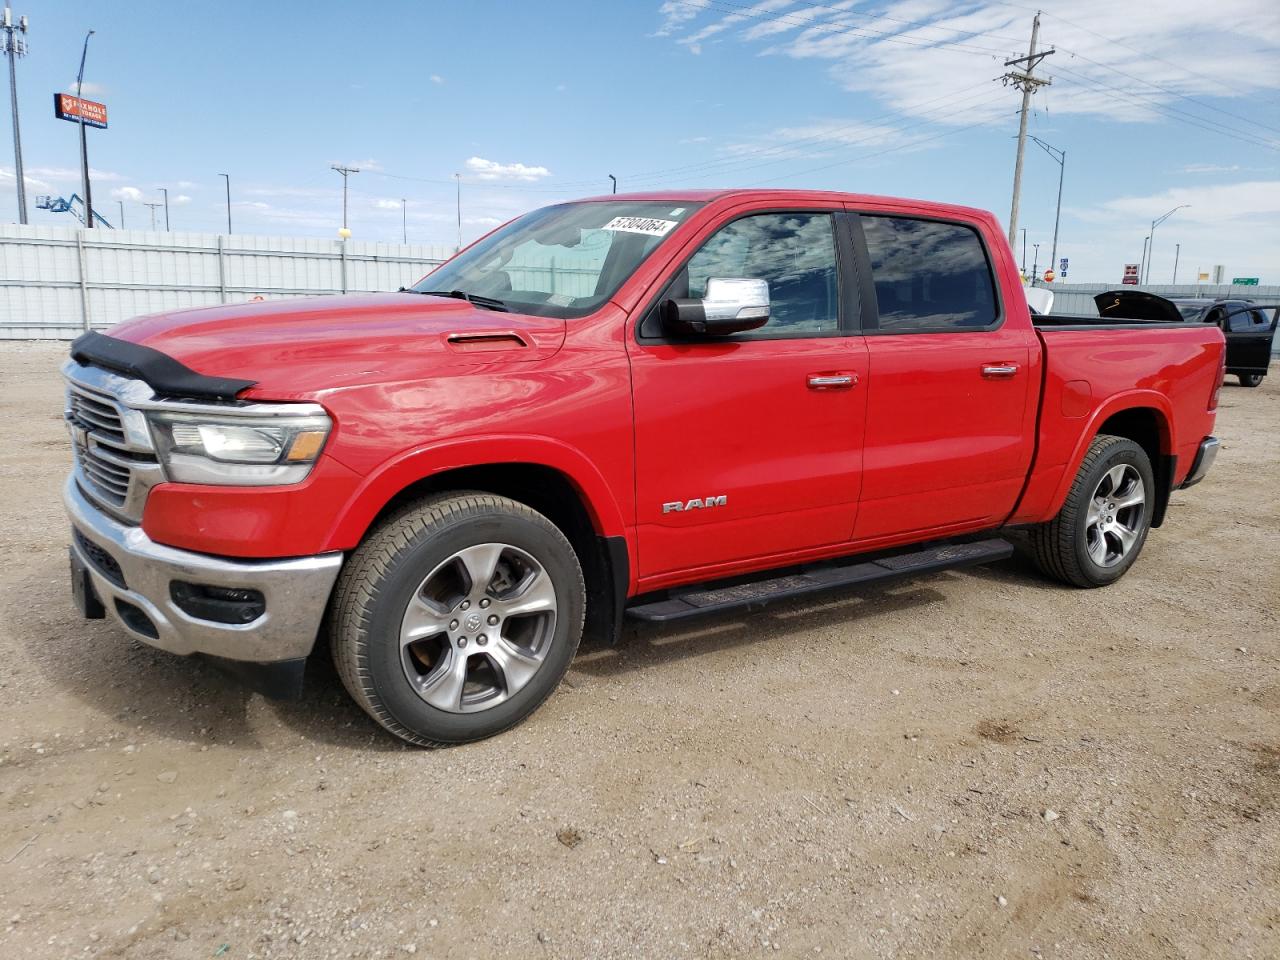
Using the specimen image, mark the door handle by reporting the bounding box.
[807,373,857,389]
[981,364,1019,378]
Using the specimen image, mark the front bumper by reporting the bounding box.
[1180,436,1220,489]
[64,476,343,664]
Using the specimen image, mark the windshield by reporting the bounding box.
[1174,302,1208,321]
[410,200,703,318]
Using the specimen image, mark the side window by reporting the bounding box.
[860,215,998,331]
[684,212,840,338]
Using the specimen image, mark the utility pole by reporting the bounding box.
[401,197,407,243]
[76,29,95,227]
[608,174,617,195]
[2,4,29,224]
[454,173,461,252]
[143,201,161,230]
[219,173,231,234]
[1145,204,1189,283]
[1003,12,1054,248]
[330,164,359,237]
[1172,242,1180,284]
[158,187,170,230]
[1028,135,1064,280]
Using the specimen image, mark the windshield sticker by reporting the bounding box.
[546,292,575,307]
[669,207,686,216]
[601,216,679,237]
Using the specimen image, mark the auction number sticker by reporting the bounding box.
[601,216,679,237]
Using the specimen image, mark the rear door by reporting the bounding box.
[628,205,869,582]
[846,209,1039,543]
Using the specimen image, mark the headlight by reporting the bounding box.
[147,409,331,486]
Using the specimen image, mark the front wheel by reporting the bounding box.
[1028,435,1154,588]
[1239,373,1264,388]
[330,492,585,746]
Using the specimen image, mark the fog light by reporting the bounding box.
[170,581,266,625]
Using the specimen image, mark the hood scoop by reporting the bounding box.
[445,331,531,353]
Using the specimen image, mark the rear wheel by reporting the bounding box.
[1239,373,1264,387]
[330,492,585,746]
[1029,435,1154,588]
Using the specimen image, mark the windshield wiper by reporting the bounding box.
[409,289,509,312]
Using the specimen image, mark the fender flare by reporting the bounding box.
[321,435,630,551]
[1044,390,1175,519]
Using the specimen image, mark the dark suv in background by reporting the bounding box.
[1171,298,1277,387]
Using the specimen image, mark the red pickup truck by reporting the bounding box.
[63,189,1224,745]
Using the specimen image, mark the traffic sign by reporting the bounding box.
[1122,263,1140,286]
[1043,269,1055,283]
[1058,257,1068,279]
[1232,277,1259,285]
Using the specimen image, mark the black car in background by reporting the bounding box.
[1170,299,1277,387]
[1095,292,1277,388]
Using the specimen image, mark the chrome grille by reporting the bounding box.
[67,389,127,445]
[64,370,163,523]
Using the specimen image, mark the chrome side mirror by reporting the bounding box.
[662,277,770,337]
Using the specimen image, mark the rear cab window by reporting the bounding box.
[857,215,1000,332]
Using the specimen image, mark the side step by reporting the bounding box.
[625,537,1013,623]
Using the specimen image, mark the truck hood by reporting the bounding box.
[108,292,568,398]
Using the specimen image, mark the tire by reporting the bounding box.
[1028,435,1155,588]
[330,492,585,747]
[1239,373,1264,388]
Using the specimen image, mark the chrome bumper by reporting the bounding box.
[1180,436,1220,489]
[64,476,343,663]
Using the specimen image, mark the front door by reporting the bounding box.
[1217,302,1276,374]
[848,210,1039,543]
[628,208,868,583]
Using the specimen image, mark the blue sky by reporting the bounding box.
[2,0,1278,282]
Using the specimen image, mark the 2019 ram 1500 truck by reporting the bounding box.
[62,190,1225,746]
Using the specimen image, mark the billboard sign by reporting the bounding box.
[1122,263,1140,286]
[54,93,108,129]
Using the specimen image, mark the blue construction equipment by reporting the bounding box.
[34,194,113,229]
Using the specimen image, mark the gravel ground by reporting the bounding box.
[1,340,1277,960]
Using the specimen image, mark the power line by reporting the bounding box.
[1051,63,1279,151]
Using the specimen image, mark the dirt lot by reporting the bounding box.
[1,340,1277,960]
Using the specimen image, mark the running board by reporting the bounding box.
[625,538,1014,623]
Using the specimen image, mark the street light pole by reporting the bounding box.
[158,187,169,230]
[1140,236,1150,284]
[219,173,231,234]
[1028,135,1065,281]
[1145,204,1189,284]
[454,173,461,252]
[1020,227,1026,276]
[1032,242,1040,282]
[608,174,616,195]
[330,164,359,237]
[401,197,407,243]
[116,198,123,227]
[2,4,30,224]
[1172,243,1180,284]
[75,29,95,227]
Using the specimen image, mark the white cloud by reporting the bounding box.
[659,0,1280,129]
[173,194,192,206]
[654,0,711,36]
[374,198,404,210]
[64,81,106,96]
[464,156,552,182]
[430,74,445,85]
[111,186,143,202]
[1181,163,1242,174]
